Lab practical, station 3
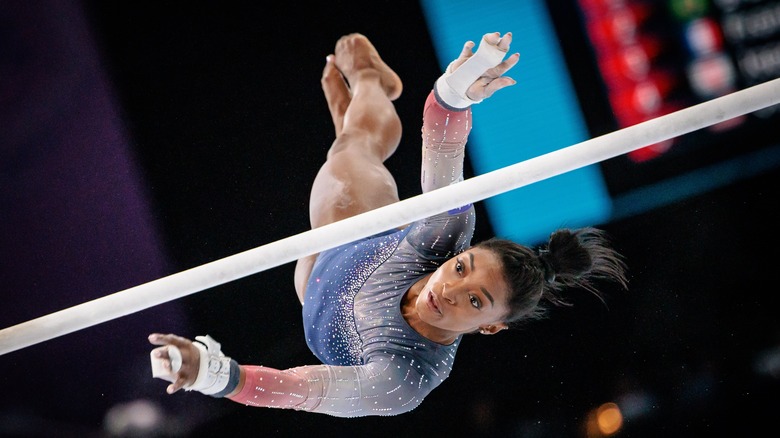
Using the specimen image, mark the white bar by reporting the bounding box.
[2,78,779,356]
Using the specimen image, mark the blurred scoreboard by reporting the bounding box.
[572,0,780,195]
[422,0,780,244]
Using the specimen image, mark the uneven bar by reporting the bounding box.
[1,77,778,356]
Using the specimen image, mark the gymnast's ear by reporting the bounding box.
[478,324,508,335]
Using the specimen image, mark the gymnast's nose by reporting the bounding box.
[440,282,459,304]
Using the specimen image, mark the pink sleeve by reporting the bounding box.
[420,90,472,193]
[226,360,427,418]
[227,365,311,411]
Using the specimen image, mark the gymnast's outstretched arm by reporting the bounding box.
[421,31,518,194]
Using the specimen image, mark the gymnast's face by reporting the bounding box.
[415,247,510,339]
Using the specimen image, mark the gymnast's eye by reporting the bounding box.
[469,294,481,309]
[455,260,464,274]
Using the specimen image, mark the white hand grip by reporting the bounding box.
[150,345,182,381]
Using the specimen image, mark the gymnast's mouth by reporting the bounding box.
[427,290,441,315]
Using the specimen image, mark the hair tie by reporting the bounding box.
[537,249,556,284]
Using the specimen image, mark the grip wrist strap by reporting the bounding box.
[186,334,232,395]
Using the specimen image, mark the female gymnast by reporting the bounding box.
[149,31,628,417]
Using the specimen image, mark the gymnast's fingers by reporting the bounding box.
[167,375,189,394]
[148,333,189,347]
[483,76,517,98]
[496,32,512,51]
[496,52,521,76]
[459,40,476,60]
[482,32,501,46]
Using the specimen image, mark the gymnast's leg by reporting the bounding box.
[293,33,404,303]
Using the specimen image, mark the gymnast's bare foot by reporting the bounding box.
[321,54,350,137]
[333,33,403,101]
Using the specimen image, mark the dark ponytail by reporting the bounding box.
[474,227,628,325]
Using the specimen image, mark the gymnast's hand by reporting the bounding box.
[450,32,519,102]
[148,333,200,393]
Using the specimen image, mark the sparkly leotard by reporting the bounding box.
[227,90,474,417]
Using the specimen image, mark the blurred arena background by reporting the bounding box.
[2,1,779,436]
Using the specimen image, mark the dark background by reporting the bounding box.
[1,1,778,437]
